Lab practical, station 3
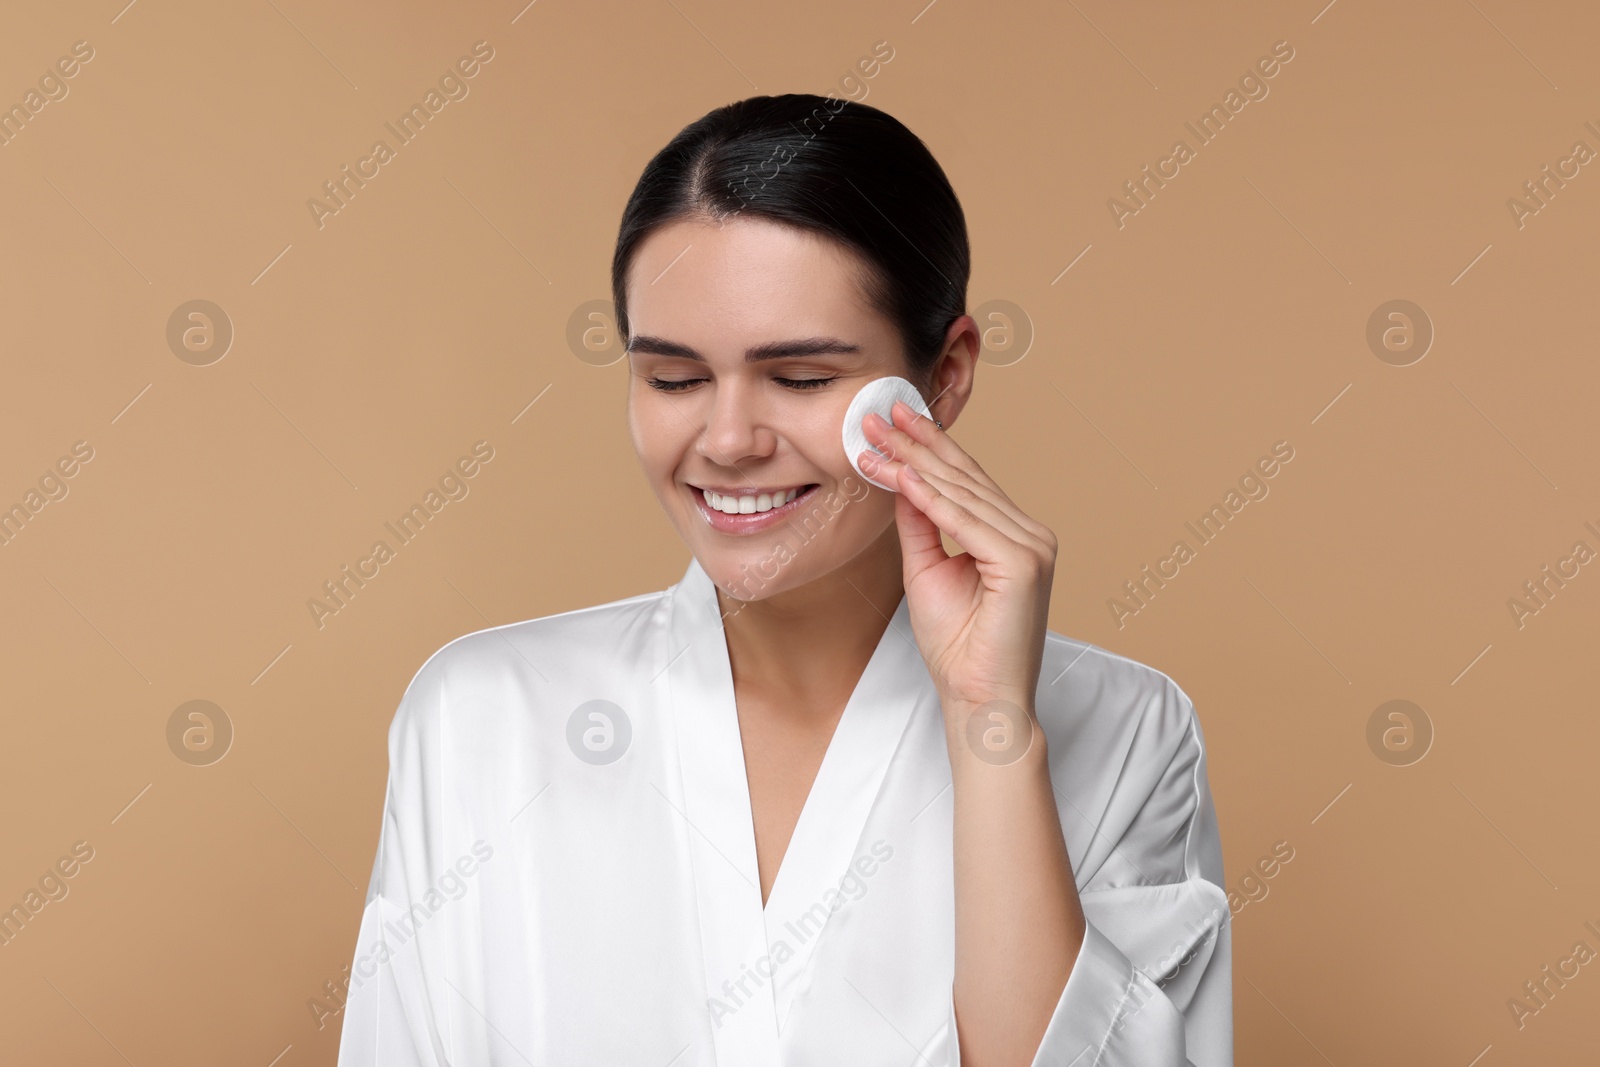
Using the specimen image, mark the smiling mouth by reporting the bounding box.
[689,482,822,530]
[695,484,818,514]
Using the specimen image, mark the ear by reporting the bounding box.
[923,314,979,431]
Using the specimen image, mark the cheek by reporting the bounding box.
[628,396,683,476]
[799,403,862,477]
[861,490,898,529]
[814,483,896,547]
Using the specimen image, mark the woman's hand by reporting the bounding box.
[858,400,1059,724]
[864,403,1088,1067]
[864,400,1086,1067]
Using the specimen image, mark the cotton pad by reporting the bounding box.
[841,376,933,492]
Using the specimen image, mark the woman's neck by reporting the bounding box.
[715,524,905,705]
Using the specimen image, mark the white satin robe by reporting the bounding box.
[337,556,1232,1066]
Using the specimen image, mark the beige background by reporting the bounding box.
[2,0,1596,1063]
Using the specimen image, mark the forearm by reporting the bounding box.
[945,704,1085,1067]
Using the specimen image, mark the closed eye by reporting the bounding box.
[773,376,838,391]
[645,377,704,392]
[645,376,839,393]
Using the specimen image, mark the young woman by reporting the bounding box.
[338,94,1231,1067]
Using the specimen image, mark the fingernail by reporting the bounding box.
[903,466,924,483]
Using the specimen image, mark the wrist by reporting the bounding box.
[936,682,1038,719]
[942,694,1045,771]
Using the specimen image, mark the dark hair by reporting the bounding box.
[610,93,969,384]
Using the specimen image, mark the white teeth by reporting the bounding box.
[704,486,805,514]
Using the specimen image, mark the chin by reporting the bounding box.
[698,547,809,603]
[672,482,890,601]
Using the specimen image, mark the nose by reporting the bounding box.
[693,376,776,467]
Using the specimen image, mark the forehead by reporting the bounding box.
[624,215,890,348]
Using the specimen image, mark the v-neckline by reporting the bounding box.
[736,683,856,913]
[664,555,938,1054]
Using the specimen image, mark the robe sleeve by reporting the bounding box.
[337,656,456,1067]
[946,680,1233,1067]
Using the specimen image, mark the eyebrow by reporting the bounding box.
[624,335,863,362]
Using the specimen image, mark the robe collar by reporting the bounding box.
[664,554,940,1059]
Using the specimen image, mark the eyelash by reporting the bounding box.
[646,376,839,393]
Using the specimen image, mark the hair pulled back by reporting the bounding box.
[610,93,970,383]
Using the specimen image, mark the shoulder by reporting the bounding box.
[1036,630,1201,756]
[1035,631,1217,888]
[386,585,669,742]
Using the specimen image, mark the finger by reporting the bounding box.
[870,452,1046,554]
[879,458,1044,579]
[888,401,1004,494]
[860,416,1052,551]
[892,477,950,581]
[866,405,1056,545]
[884,402,1058,545]
[859,449,950,579]
[862,407,986,491]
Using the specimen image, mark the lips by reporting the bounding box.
[690,483,821,534]
[698,485,808,514]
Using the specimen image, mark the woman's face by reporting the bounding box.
[624,214,919,602]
